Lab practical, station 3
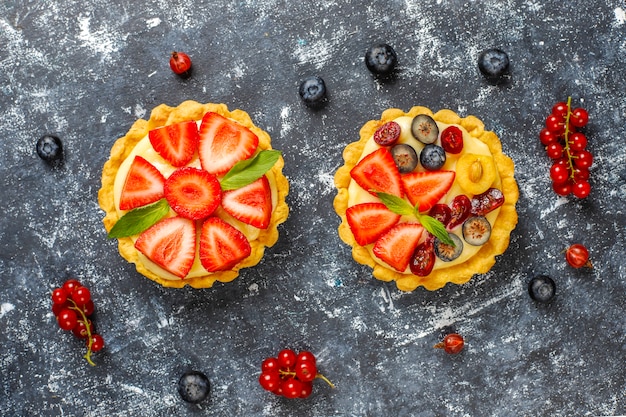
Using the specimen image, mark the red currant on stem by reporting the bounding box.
[434,333,465,354]
[565,243,593,269]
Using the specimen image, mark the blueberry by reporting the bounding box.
[391,144,418,173]
[178,371,210,404]
[36,134,63,163]
[420,144,446,171]
[477,48,510,81]
[528,275,556,303]
[434,233,463,262]
[299,76,327,105]
[411,114,439,144]
[364,44,397,76]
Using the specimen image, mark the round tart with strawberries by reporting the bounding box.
[334,106,519,291]
[99,101,289,288]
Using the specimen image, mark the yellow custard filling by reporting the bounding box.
[112,126,280,281]
[347,116,502,272]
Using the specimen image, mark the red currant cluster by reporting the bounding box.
[434,333,465,354]
[259,349,334,399]
[52,279,104,366]
[540,97,592,198]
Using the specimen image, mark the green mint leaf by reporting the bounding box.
[375,192,416,216]
[220,150,282,191]
[107,199,170,238]
[419,214,455,246]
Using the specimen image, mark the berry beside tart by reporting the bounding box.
[98,101,289,288]
[333,106,519,291]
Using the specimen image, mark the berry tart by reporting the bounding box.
[333,106,518,291]
[99,101,289,288]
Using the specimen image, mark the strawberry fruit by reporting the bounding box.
[346,203,401,246]
[401,170,455,212]
[119,156,166,211]
[350,148,403,197]
[148,120,199,167]
[198,112,259,176]
[134,217,196,278]
[199,217,251,272]
[222,176,273,229]
[164,167,222,220]
[372,223,425,272]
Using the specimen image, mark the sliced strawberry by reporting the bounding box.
[134,217,196,279]
[198,112,259,176]
[164,167,222,220]
[401,170,456,212]
[346,202,401,246]
[373,223,425,272]
[119,155,166,211]
[222,176,272,229]
[199,217,252,272]
[350,148,403,197]
[148,120,199,167]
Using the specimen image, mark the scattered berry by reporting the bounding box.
[364,43,398,76]
[51,279,103,366]
[539,97,593,198]
[169,51,192,76]
[565,243,593,269]
[178,371,210,403]
[434,333,465,354]
[528,275,556,303]
[36,134,63,163]
[299,75,327,105]
[259,349,334,399]
[477,48,510,82]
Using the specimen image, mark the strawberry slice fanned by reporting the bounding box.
[119,155,166,211]
[373,223,425,272]
[199,217,252,272]
[401,170,456,212]
[134,216,196,279]
[346,202,401,246]
[148,120,199,167]
[350,148,403,197]
[198,112,259,176]
[222,176,273,229]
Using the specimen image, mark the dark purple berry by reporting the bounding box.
[390,144,418,173]
[478,48,510,81]
[364,44,397,76]
[36,134,63,163]
[420,144,446,171]
[528,275,556,303]
[178,371,210,403]
[299,76,327,105]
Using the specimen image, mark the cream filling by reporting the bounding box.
[347,116,502,272]
[113,122,279,281]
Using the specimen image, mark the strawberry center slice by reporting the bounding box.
[164,167,222,220]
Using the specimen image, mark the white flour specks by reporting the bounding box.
[293,26,349,70]
[134,103,147,119]
[614,7,626,26]
[279,105,293,137]
[77,15,123,59]
[0,302,15,318]
[146,17,161,28]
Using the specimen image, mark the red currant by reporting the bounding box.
[545,142,564,159]
[169,51,192,75]
[549,163,570,184]
[296,351,317,366]
[539,128,559,145]
[261,357,280,373]
[573,150,593,169]
[57,308,78,331]
[545,114,565,133]
[63,279,81,295]
[569,132,587,151]
[81,300,95,316]
[72,319,93,339]
[259,371,281,392]
[299,381,313,398]
[434,333,465,354]
[570,107,589,128]
[551,101,569,117]
[565,243,592,268]
[51,288,68,305]
[52,301,69,316]
[552,181,572,196]
[71,286,91,305]
[295,360,317,383]
[572,167,590,182]
[88,334,105,352]
[277,349,297,369]
[281,378,303,399]
[572,180,591,198]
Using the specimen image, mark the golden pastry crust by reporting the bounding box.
[98,100,289,288]
[333,106,519,291]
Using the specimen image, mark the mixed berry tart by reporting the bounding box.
[333,106,519,291]
[99,101,289,288]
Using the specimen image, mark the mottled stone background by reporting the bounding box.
[1,1,624,416]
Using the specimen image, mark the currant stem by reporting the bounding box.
[69,299,96,367]
[279,369,335,388]
[563,96,577,180]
